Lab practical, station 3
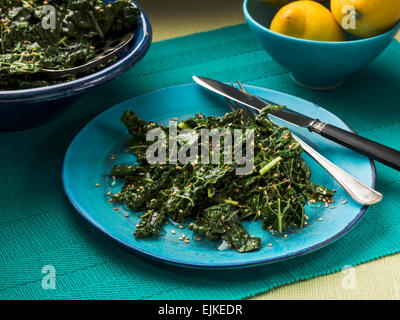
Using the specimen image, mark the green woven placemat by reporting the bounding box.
[1,24,400,300]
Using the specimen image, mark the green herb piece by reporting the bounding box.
[259,156,282,176]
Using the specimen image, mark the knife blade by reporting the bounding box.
[193,76,316,128]
[193,76,400,171]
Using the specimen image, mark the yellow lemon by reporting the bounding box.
[261,0,327,9]
[270,1,346,41]
[331,0,400,38]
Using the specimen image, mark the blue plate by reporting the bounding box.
[62,83,376,269]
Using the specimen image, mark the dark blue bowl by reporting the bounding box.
[0,0,152,131]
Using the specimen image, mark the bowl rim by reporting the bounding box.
[0,0,152,102]
[243,0,400,45]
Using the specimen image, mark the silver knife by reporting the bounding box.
[193,76,400,172]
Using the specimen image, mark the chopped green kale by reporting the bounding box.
[110,106,334,252]
[0,0,140,89]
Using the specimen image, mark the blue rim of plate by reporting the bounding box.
[0,0,152,103]
[62,83,377,269]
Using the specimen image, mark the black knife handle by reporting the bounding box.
[308,120,400,171]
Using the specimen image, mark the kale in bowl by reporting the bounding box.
[0,0,151,131]
[0,0,140,90]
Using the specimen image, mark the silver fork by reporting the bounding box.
[225,81,382,205]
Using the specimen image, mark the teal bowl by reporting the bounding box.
[243,0,400,89]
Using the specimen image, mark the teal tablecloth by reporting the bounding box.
[1,24,400,299]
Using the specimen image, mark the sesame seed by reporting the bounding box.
[318,217,323,221]
[342,200,348,204]
[331,206,336,209]
[125,214,129,217]
[114,207,118,211]
[184,240,190,244]
[171,230,176,234]
[268,243,272,247]
[284,234,288,238]
[178,225,184,229]
[195,237,201,241]
[95,183,99,187]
